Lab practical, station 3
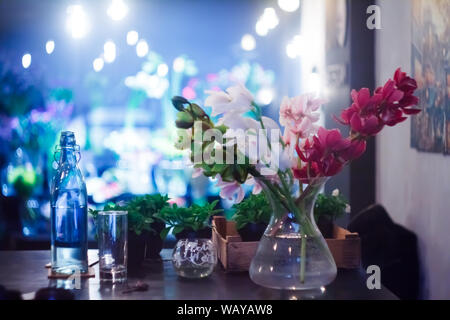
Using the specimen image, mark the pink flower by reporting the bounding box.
[293,127,366,183]
[279,94,323,141]
[336,68,420,136]
[394,68,419,96]
[192,167,204,178]
[381,68,420,121]
[336,88,385,136]
[340,139,366,161]
[245,176,263,195]
[374,79,407,126]
[292,161,321,184]
[216,175,245,203]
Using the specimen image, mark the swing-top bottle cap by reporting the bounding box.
[60,131,76,147]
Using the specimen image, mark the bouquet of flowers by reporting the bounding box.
[171,68,420,290]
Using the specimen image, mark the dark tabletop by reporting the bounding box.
[0,249,397,300]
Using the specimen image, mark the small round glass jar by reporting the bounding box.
[172,238,217,279]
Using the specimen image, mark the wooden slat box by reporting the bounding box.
[212,216,361,272]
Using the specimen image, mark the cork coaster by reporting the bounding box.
[46,264,96,279]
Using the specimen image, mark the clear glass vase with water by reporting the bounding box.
[50,131,88,275]
[249,177,337,290]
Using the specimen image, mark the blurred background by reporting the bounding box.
[0,0,325,248]
[1,0,449,299]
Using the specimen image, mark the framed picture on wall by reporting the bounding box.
[410,0,450,154]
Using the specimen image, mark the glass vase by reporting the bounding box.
[249,177,337,290]
[172,238,217,279]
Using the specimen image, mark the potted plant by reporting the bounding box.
[156,200,222,240]
[314,189,349,238]
[231,194,271,241]
[90,194,169,267]
[125,194,169,258]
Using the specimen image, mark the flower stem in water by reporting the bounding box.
[300,232,307,283]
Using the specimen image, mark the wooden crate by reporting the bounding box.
[212,216,361,272]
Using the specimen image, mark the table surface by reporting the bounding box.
[0,249,397,300]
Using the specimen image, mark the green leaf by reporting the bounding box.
[92,194,170,236]
[156,200,222,234]
[231,193,271,230]
[232,165,248,184]
[221,165,234,182]
[160,227,171,240]
[314,193,348,222]
[212,163,226,173]
[172,225,184,235]
[191,103,207,118]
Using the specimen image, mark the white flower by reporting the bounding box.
[345,204,351,213]
[219,113,288,175]
[204,84,254,117]
[332,188,340,197]
[216,175,245,203]
[220,112,260,132]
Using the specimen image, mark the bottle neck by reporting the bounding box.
[59,147,78,166]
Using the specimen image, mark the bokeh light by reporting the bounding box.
[241,34,256,51]
[286,35,303,59]
[255,20,269,36]
[278,0,300,13]
[173,57,185,73]
[103,41,116,63]
[256,88,274,105]
[262,8,279,29]
[107,0,129,21]
[45,40,55,54]
[126,30,139,45]
[93,57,104,72]
[157,63,169,77]
[22,53,31,69]
[136,39,149,57]
[66,5,90,39]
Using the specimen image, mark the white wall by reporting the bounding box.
[376,0,450,299]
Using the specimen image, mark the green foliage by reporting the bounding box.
[156,200,222,239]
[89,194,169,236]
[191,103,206,118]
[231,194,271,230]
[7,165,39,199]
[314,193,348,222]
[171,95,253,184]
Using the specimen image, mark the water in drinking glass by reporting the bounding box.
[98,211,128,283]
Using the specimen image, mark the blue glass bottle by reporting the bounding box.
[50,131,88,274]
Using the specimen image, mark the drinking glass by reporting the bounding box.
[97,211,128,283]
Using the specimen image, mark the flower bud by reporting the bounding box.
[172,96,190,111]
[175,111,194,129]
